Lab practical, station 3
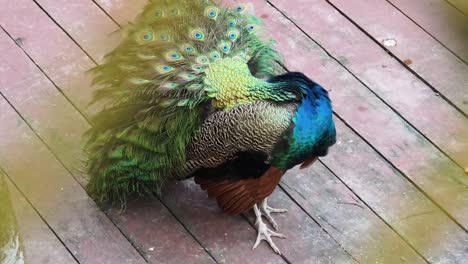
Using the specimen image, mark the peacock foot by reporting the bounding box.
[252,203,286,255]
[259,198,288,231]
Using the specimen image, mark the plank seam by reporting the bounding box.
[315,160,430,263]
[384,0,468,65]
[0,166,80,264]
[322,0,467,117]
[265,1,468,173]
[153,194,220,264]
[0,26,92,124]
[331,112,468,233]
[443,0,468,17]
[90,0,122,29]
[272,187,360,263]
[0,56,149,263]
[31,0,99,66]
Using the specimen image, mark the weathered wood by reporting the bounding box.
[387,0,468,63]
[0,10,218,264]
[0,97,146,263]
[105,196,217,264]
[93,0,148,25]
[34,0,121,62]
[259,0,468,227]
[246,0,468,261]
[161,180,353,263]
[0,29,90,184]
[320,120,468,264]
[0,0,98,117]
[28,0,361,262]
[279,163,425,263]
[270,0,468,169]
[1,171,77,264]
[325,0,468,114]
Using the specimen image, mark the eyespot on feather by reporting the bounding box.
[227,28,240,41]
[204,6,219,19]
[195,55,209,64]
[218,41,231,54]
[190,28,205,41]
[155,64,175,74]
[246,24,259,33]
[181,44,197,54]
[209,51,221,61]
[164,51,184,61]
[234,5,248,13]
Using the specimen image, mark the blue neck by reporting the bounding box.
[269,72,336,170]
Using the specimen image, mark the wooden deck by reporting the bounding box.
[0,0,467,263]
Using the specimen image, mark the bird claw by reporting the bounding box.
[252,219,286,255]
[260,199,288,231]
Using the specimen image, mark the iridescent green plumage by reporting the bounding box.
[85,0,290,203]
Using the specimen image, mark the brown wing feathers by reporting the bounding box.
[195,166,284,215]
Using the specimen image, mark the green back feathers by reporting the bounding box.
[85,0,287,203]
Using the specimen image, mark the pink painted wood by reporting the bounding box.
[326,0,468,114]
[321,121,468,263]
[0,98,145,264]
[0,7,218,263]
[280,164,425,263]
[0,0,98,117]
[252,0,468,228]
[161,180,353,263]
[93,0,148,25]
[31,0,363,261]
[387,0,468,63]
[0,30,89,184]
[3,173,77,264]
[105,196,216,264]
[267,0,468,173]
[34,0,121,62]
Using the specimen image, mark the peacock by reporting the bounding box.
[85,0,336,254]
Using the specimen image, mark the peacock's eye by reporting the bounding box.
[236,6,244,12]
[229,21,236,27]
[209,11,216,17]
[143,34,153,40]
[195,33,202,39]
[171,53,180,59]
[160,34,169,41]
[186,47,193,52]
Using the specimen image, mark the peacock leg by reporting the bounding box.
[252,203,286,255]
[259,197,288,231]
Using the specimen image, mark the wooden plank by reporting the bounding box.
[261,0,468,227]
[20,0,359,262]
[279,163,425,263]
[387,0,468,63]
[446,0,468,16]
[267,0,468,173]
[1,171,78,264]
[48,0,468,260]
[0,0,98,117]
[0,97,145,263]
[161,180,353,263]
[325,0,468,114]
[321,121,468,264]
[0,28,90,184]
[34,0,121,62]
[244,0,468,262]
[105,196,217,264]
[93,0,148,25]
[0,16,217,264]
